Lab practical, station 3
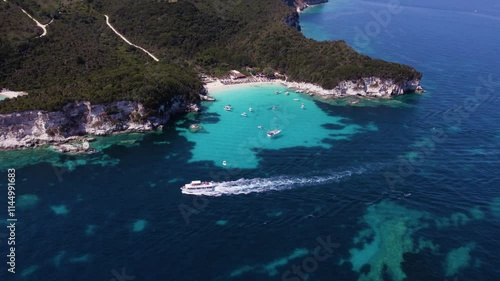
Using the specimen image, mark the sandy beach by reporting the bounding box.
[0,89,29,99]
[204,80,286,92]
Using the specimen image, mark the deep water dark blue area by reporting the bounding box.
[1,0,500,280]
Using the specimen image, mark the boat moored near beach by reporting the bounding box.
[224,105,232,111]
[267,129,281,137]
[189,123,203,132]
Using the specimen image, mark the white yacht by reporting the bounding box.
[181,180,217,191]
[267,129,281,137]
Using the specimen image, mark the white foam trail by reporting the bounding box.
[181,168,366,196]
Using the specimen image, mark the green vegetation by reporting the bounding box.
[0,0,421,114]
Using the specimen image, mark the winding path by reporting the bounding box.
[4,0,52,37]
[20,9,52,37]
[104,15,160,62]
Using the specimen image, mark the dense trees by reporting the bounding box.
[0,0,421,114]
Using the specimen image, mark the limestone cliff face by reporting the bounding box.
[0,97,199,150]
[283,12,301,31]
[285,77,423,98]
[283,0,329,10]
[282,0,328,30]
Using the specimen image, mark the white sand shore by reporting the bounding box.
[203,78,338,98]
[204,80,286,92]
[0,89,29,99]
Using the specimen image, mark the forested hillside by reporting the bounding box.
[0,0,421,114]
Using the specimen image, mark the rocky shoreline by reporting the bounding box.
[0,97,199,151]
[205,76,424,99]
[283,77,424,98]
[0,0,422,152]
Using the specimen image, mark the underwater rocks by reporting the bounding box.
[0,96,199,150]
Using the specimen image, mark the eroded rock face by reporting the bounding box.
[283,0,329,11]
[0,96,199,150]
[285,77,423,98]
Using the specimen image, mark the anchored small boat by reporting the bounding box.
[285,92,289,95]
[222,161,227,166]
[241,112,247,117]
[267,129,281,137]
[249,107,253,112]
[293,98,299,101]
[82,140,90,150]
[189,123,203,132]
[224,105,232,111]
[257,125,263,129]
[301,103,305,109]
[275,91,281,95]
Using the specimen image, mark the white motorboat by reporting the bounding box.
[224,105,232,111]
[267,129,281,137]
[82,140,90,150]
[181,180,217,192]
[241,112,247,117]
[189,123,203,132]
[285,92,289,95]
[222,161,227,166]
[257,125,263,129]
[275,91,281,95]
[249,107,253,112]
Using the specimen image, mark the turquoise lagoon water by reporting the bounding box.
[1,0,500,280]
[178,84,376,168]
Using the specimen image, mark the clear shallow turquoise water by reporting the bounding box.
[1,0,500,280]
[178,84,377,168]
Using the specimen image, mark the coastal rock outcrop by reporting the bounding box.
[0,96,199,150]
[283,0,329,11]
[285,77,423,98]
[283,12,301,31]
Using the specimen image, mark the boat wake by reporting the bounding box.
[181,167,367,196]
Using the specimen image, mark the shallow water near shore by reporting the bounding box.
[1,0,500,280]
[178,84,377,168]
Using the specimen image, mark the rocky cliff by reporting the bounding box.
[285,77,424,98]
[283,0,329,11]
[0,97,198,150]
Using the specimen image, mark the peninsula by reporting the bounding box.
[0,0,422,150]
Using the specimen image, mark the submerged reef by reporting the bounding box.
[344,201,485,281]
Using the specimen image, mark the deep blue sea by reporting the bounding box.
[1,0,500,280]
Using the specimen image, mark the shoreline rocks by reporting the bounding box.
[0,96,199,151]
[282,77,424,99]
